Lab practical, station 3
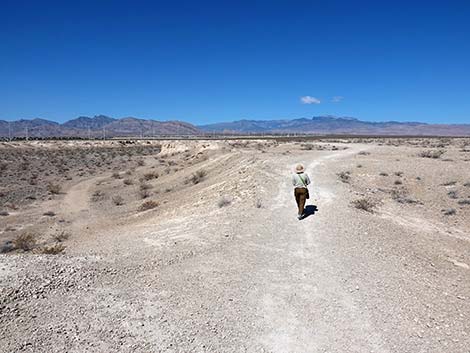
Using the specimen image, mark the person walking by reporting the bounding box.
[292,164,311,220]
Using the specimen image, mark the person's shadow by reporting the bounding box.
[302,204,318,220]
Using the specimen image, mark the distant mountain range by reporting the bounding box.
[0,115,200,138]
[1,115,469,138]
[199,116,470,136]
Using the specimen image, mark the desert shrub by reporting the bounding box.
[442,208,456,216]
[138,200,159,212]
[47,183,62,194]
[458,199,470,206]
[0,210,9,216]
[218,196,232,208]
[356,164,363,168]
[441,181,457,186]
[379,172,389,176]
[447,191,458,199]
[394,180,402,185]
[91,190,105,202]
[164,187,173,193]
[337,171,351,183]
[43,211,56,217]
[139,189,150,199]
[13,233,36,251]
[255,199,263,208]
[112,195,124,206]
[137,159,145,166]
[358,151,370,155]
[351,198,376,212]
[112,172,121,179]
[391,189,420,204]
[39,243,65,254]
[144,172,159,180]
[301,144,314,150]
[123,178,133,185]
[52,231,70,242]
[188,169,207,185]
[464,182,470,187]
[418,150,444,159]
[139,183,152,190]
[394,171,404,177]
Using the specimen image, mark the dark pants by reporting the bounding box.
[294,188,308,215]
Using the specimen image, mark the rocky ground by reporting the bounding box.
[0,137,469,352]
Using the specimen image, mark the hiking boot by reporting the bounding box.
[297,214,303,220]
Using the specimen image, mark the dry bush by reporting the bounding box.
[13,233,36,251]
[144,172,159,180]
[39,243,65,254]
[351,198,376,213]
[218,196,232,208]
[394,171,404,177]
[418,150,444,159]
[164,187,173,193]
[358,151,370,155]
[441,181,457,186]
[112,195,124,206]
[138,200,159,212]
[337,171,351,183]
[91,190,105,202]
[47,183,62,194]
[458,199,470,206]
[447,190,458,199]
[0,210,9,216]
[112,172,122,179]
[139,189,150,199]
[52,231,70,242]
[123,178,133,185]
[442,208,456,216]
[139,183,152,190]
[394,180,402,185]
[188,169,207,185]
[137,160,145,166]
[43,211,56,217]
[379,172,389,176]
[255,199,263,208]
[391,189,420,204]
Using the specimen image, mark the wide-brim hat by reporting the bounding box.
[295,164,305,173]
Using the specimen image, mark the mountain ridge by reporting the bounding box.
[1,115,469,137]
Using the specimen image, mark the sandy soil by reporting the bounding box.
[1,138,469,352]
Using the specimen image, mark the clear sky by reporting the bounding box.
[1,0,470,124]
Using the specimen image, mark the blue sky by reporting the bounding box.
[1,0,470,124]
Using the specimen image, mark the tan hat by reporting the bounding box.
[295,164,305,173]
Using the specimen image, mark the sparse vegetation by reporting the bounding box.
[144,171,159,180]
[138,200,159,212]
[442,208,456,216]
[52,231,70,242]
[0,210,9,216]
[337,171,351,183]
[418,150,444,159]
[218,196,232,208]
[351,198,376,213]
[112,195,124,206]
[379,172,389,176]
[458,199,470,206]
[43,211,56,217]
[112,172,121,179]
[47,183,62,194]
[123,178,133,185]
[38,243,66,254]
[447,190,458,199]
[255,199,263,208]
[188,169,207,185]
[13,233,36,251]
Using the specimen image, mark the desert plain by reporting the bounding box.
[1,137,470,352]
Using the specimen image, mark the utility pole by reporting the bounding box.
[102,127,106,140]
[8,121,12,141]
[25,126,29,141]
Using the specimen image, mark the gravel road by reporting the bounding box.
[1,144,469,352]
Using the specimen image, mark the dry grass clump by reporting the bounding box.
[91,190,105,202]
[447,190,458,199]
[112,195,124,206]
[144,171,159,180]
[351,198,376,213]
[47,183,62,194]
[13,233,36,251]
[52,231,70,242]
[218,195,232,208]
[337,171,351,183]
[0,210,9,216]
[38,243,65,254]
[418,150,444,159]
[458,199,470,206]
[442,208,456,216]
[138,200,159,212]
[43,211,56,217]
[188,170,207,185]
[391,189,420,204]
[394,180,402,185]
[123,178,133,185]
